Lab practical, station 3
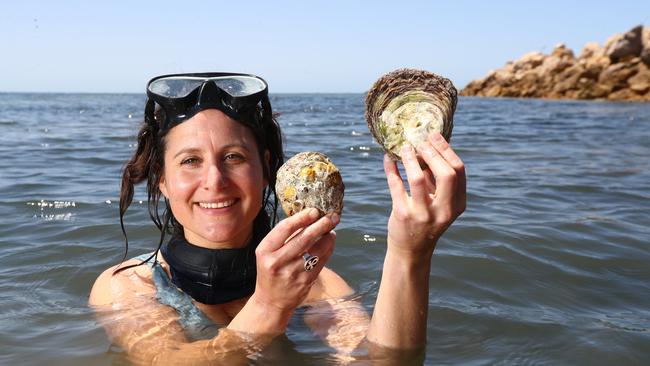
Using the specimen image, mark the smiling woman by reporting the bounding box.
[87,72,465,365]
[158,111,267,249]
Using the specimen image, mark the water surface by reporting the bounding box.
[1,93,649,365]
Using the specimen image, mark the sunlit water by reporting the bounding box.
[1,93,649,365]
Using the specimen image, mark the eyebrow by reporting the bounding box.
[172,143,251,159]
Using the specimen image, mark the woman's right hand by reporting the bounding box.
[251,208,339,317]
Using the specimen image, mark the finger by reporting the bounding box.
[423,168,436,198]
[258,208,321,253]
[305,231,336,264]
[417,139,456,204]
[429,132,465,181]
[298,231,336,278]
[429,133,466,209]
[401,144,430,205]
[279,213,339,259]
[383,154,407,204]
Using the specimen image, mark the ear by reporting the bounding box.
[159,174,169,199]
[263,149,271,187]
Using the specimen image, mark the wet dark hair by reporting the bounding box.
[114,95,284,274]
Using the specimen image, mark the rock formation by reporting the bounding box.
[461,25,650,102]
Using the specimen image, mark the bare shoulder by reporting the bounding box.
[304,267,354,304]
[88,258,155,306]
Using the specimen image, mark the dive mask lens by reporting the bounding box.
[148,77,204,98]
[148,75,266,98]
[210,76,266,97]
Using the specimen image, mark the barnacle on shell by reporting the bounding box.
[365,68,457,160]
[275,152,344,217]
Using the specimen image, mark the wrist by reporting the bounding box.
[386,237,436,265]
[384,247,433,275]
[228,293,294,336]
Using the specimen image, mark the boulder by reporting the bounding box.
[605,25,643,62]
[641,48,650,67]
[552,43,575,60]
[513,52,546,72]
[553,64,585,93]
[628,63,650,94]
[538,55,574,76]
[516,71,542,97]
[608,88,645,101]
[599,59,639,92]
[579,42,604,59]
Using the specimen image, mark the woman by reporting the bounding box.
[89,72,466,364]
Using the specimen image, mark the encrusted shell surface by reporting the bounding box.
[365,68,458,160]
[275,152,344,216]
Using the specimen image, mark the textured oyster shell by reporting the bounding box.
[275,152,344,216]
[365,68,457,160]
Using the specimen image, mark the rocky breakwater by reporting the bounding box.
[461,25,650,102]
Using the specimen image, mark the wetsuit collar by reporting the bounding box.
[160,229,263,305]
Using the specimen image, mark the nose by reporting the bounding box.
[203,162,228,191]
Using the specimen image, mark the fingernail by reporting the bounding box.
[308,208,320,219]
[329,213,340,225]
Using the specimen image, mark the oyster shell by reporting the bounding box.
[365,68,457,160]
[275,152,344,216]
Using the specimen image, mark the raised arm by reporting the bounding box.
[368,132,466,349]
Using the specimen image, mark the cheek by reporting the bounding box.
[164,170,200,200]
[237,166,266,199]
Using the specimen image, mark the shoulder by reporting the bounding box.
[88,258,155,306]
[304,267,354,304]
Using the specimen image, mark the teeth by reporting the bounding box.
[199,200,235,209]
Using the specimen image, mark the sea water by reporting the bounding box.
[0,93,649,365]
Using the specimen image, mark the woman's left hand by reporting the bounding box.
[383,132,466,259]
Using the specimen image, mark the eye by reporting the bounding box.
[224,153,245,163]
[180,157,200,166]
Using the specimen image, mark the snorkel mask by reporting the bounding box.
[146,72,270,130]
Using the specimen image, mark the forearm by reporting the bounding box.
[227,293,293,336]
[144,330,252,366]
[304,299,369,354]
[101,311,255,366]
[96,295,290,365]
[367,245,432,349]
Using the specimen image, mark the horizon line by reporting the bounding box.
[0,90,373,95]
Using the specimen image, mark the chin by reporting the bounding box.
[198,224,251,246]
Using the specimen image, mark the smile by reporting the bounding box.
[198,200,237,209]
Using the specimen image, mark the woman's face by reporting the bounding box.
[159,109,267,249]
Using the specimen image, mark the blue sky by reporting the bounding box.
[1,0,649,93]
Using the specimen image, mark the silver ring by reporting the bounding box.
[303,252,319,272]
